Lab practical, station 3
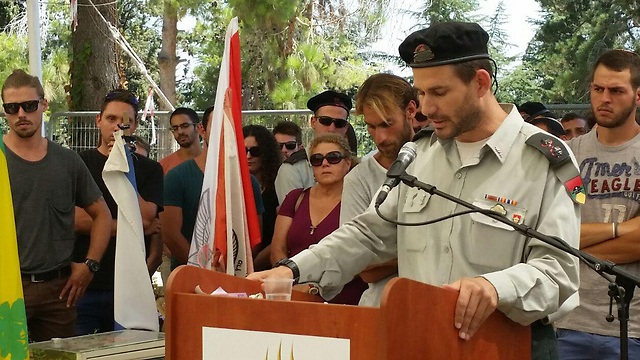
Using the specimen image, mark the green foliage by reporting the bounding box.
[507,0,640,104]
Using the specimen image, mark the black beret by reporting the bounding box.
[530,116,566,138]
[307,90,352,113]
[398,22,490,68]
[518,101,553,120]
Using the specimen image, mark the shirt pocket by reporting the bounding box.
[467,199,527,270]
[401,187,432,252]
[48,199,75,243]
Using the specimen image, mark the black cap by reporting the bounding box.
[518,102,553,121]
[307,90,352,113]
[530,117,566,138]
[398,22,490,68]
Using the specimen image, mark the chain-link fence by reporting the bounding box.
[1,104,596,161]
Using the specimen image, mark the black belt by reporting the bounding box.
[22,266,71,283]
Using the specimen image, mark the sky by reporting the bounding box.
[370,0,543,74]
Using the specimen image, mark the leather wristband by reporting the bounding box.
[273,258,300,284]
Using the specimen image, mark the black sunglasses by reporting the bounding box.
[3,99,41,114]
[309,151,346,167]
[278,141,298,150]
[245,146,261,157]
[170,122,196,132]
[316,116,348,129]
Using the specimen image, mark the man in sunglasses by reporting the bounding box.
[73,89,164,335]
[273,121,304,160]
[159,107,203,175]
[274,90,352,204]
[250,22,582,359]
[1,69,112,341]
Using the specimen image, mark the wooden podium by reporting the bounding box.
[165,266,530,359]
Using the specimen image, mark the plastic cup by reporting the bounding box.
[264,278,294,301]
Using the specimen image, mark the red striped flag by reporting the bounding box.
[188,17,260,276]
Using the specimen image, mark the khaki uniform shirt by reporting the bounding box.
[292,105,581,325]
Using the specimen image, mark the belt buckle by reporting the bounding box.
[30,274,45,283]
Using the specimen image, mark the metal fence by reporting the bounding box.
[1,104,595,161]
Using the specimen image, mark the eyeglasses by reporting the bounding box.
[245,146,261,157]
[3,100,41,114]
[170,122,196,132]
[309,151,346,167]
[278,141,298,150]
[316,116,348,129]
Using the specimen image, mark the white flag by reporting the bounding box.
[103,130,159,331]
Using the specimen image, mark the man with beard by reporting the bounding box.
[159,107,203,175]
[1,69,111,341]
[339,73,421,307]
[73,89,164,335]
[162,101,264,271]
[249,22,581,359]
[556,49,640,359]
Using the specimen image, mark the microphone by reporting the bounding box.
[375,142,418,207]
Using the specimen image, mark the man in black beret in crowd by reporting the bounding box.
[250,22,582,360]
[518,101,555,121]
[274,90,353,204]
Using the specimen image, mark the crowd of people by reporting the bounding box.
[2,19,639,360]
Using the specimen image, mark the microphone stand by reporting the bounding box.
[391,172,640,360]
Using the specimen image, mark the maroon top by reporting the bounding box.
[279,188,368,305]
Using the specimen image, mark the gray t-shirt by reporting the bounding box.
[5,140,102,274]
[557,129,640,337]
[340,156,394,307]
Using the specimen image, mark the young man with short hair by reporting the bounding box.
[561,112,589,140]
[2,69,111,341]
[556,49,640,359]
[159,107,202,175]
[73,89,164,335]
[272,120,304,160]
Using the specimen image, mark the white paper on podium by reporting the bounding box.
[202,327,350,359]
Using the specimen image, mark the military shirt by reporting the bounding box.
[292,104,581,325]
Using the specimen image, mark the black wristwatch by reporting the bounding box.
[273,258,300,284]
[84,258,101,273]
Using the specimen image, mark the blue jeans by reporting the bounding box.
[557,329,640,360]
[76,288,114,335]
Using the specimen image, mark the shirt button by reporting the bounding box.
[455,172,462,179]
[444,246,450,253]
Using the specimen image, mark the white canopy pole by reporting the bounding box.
[26,0,44,137]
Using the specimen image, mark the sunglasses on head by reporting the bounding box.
[105,90,139,106]
[278,141,298,150]
[316,116,348,129]
[245,146,261,157]
[170,122,196,132]
[309,151,346,167]
[3,99,41,114]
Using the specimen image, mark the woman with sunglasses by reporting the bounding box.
[270,133,367,305]
[243,125,282,271]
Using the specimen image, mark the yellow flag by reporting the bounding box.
[0,136,29,360]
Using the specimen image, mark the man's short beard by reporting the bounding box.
[593,97,636,129]
[443,92,482,140]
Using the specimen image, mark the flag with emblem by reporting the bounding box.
[187,17,261,276]
[0,137,29,360]
[102,131,158,331]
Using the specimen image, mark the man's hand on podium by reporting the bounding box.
[247,266,294,283]
[442,277,498,341]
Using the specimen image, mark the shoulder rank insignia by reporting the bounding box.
[526,133,586,205]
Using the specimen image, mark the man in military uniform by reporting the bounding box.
[274,90,352,203]
[250,22,581,359]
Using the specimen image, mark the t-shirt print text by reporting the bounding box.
[579,157,640,203]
